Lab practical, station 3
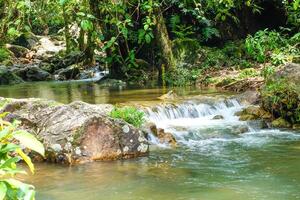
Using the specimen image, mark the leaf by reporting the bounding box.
[16,148,34,174]
[145,34,152,44]
[13,130,45,156]
[80,20,93,31]
[0,157,20,169]
[0,144,19,154]
[0,127,11,140]
[0,182,7,200]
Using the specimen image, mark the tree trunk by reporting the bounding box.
[62,5,71,54]
[154,8,175,85]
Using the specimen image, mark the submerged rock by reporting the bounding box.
[0,98,149,164]
[158,90,178,100]
[144,123,177,147]
[212,115,224,120]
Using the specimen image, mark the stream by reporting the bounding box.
[1,81,300,200]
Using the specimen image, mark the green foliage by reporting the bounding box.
[165,68,202,86]
[262,79,300,124]
[238,68,259,79]
[261,65,275,79]
[0,113,45,200]
[245,30,300,65]
[110,107,145,128]
[245,29,284,63]
[0,48,10,63]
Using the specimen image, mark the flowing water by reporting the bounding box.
[1,81,300,200]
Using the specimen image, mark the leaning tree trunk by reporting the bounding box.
[62,4,71,54]
[154,8,175,85]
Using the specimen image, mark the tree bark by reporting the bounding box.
[154,8,175,85]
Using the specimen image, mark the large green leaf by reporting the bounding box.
[0,182,7,200]
[13,130,44,156]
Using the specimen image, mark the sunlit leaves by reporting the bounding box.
[0,116,44,200]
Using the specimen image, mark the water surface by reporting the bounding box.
[2,81,300,200]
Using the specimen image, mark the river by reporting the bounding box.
[1,81,300,200]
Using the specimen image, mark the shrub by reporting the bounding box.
[0,48,10,63]
[0,113,45,199]
[110,107,145,128]
[245,29,284,63]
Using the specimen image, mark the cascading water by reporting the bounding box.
[145,98,300,151]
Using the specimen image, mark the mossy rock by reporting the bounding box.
[261,63,300,126]
[239,114,259,121]
[0,66,24,85]
[271,118,292,128]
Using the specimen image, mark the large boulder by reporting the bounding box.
[5,44,30,58]
[0,99,149,164]
[54,64,80,80]
[261,63,300,125]
[12,65,52,81]
[0,66,24,85]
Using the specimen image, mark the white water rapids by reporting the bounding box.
[145,98,300,150]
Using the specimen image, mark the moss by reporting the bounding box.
[272,118,292,128]
[262,78,300,124]
[0,47,11,63]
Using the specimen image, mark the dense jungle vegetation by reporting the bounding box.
[0,0,299,86]
[0,1,300,199]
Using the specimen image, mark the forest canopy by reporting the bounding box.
[0,0,299,85]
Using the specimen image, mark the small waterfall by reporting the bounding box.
[146,98,243,125]
[145,98,300,149]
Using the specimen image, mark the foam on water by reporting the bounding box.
[145,97,300,150]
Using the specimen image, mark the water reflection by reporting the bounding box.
[0,81,220,104]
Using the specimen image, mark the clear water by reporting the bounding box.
[0,81,220,104]
[2,81,300,200]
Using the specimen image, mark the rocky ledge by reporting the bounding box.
[0,98,149,164]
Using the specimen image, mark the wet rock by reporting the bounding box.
[293,124,300,130]
[5,44,30,58]
[230,125,249,134]
[143,122,177,147]
[158,90,178,100]
[43,51,84,71]
[54,64,80,80]
[0,98,148,164]
[157,128,177,147]
[261,63,300,127]
[238,106,272,121]
[271,118,292,128]
[212,115,224,120]
[239,114,259,121]
[13,65,52,81]
[235,90,261,105]
[0,66,24,85]
[12,33,39,50]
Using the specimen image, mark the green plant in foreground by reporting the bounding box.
[0,113,45,200]
[0,48,10,63]
[110,107,145,128]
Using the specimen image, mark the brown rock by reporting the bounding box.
[0,98,149,164]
